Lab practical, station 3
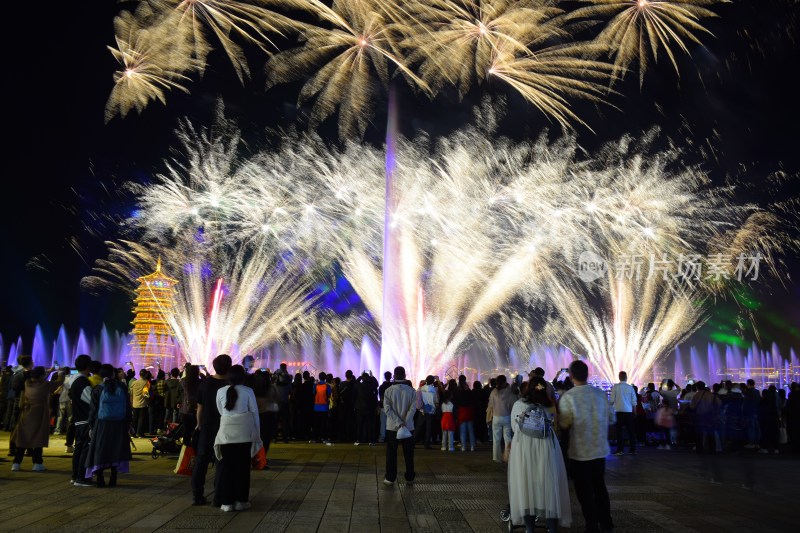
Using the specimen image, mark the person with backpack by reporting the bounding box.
[85,364,132,488]
[507,376,571,532]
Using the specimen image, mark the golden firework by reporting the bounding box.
[403,0,562,97]
[400,0,615,130]
[487,41,615,130]
[105,11,193,122]
[146,0,316,81]
[568,0,728,85]
[265,0,427,139]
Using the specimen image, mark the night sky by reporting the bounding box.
[2,0,799,354]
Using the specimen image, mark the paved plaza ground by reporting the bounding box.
[0,436,797,532]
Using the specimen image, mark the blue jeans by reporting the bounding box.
[492,416,512,461]
[459,420,475,450]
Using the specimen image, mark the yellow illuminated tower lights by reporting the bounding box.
[128,258,179,369]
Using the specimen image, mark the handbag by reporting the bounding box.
[397,426,412,440]
[252,446,267,470]
[174,444,197,476]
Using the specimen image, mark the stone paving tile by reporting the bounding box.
[2,435,799,532]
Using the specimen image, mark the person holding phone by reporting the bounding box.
[192,355,232,506]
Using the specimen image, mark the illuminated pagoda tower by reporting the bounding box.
[128,258,179,369]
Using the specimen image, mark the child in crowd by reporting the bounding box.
[440,393,456,451]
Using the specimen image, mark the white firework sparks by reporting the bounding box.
[91,118,784,381]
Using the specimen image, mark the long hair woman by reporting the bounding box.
[454,376,475,452]
[85,364,132,487]
[180,364,201,443]
[507,376,571,532]
[214,365,261,512]
[250,369,279,457]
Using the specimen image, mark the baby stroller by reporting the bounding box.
[151,422,185,459]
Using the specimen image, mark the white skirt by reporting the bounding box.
[507,431,572,527]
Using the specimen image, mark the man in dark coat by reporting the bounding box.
[70,354,94,486]
[355,372,378,445]
[191,354,232,506]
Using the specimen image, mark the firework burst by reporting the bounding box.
[265,0,427,138]
[105,11,193,122]
[568,0,728,85]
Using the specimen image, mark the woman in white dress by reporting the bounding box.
[507,376,571,532]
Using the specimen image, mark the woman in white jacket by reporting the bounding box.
[214,365,262,512]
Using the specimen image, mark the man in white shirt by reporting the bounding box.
[559,360,615,533]
[610,371,638,456]
[383,366,417,486]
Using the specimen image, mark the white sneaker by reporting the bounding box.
[383,478,394,486]
[664,444,671,450]
[220,504,235,512]
[354,442,360,446]
[325,441,333,446]
[32,464,47,472]
[234,501,251,511]
[440,446,446,451]
[11,463,21,472]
